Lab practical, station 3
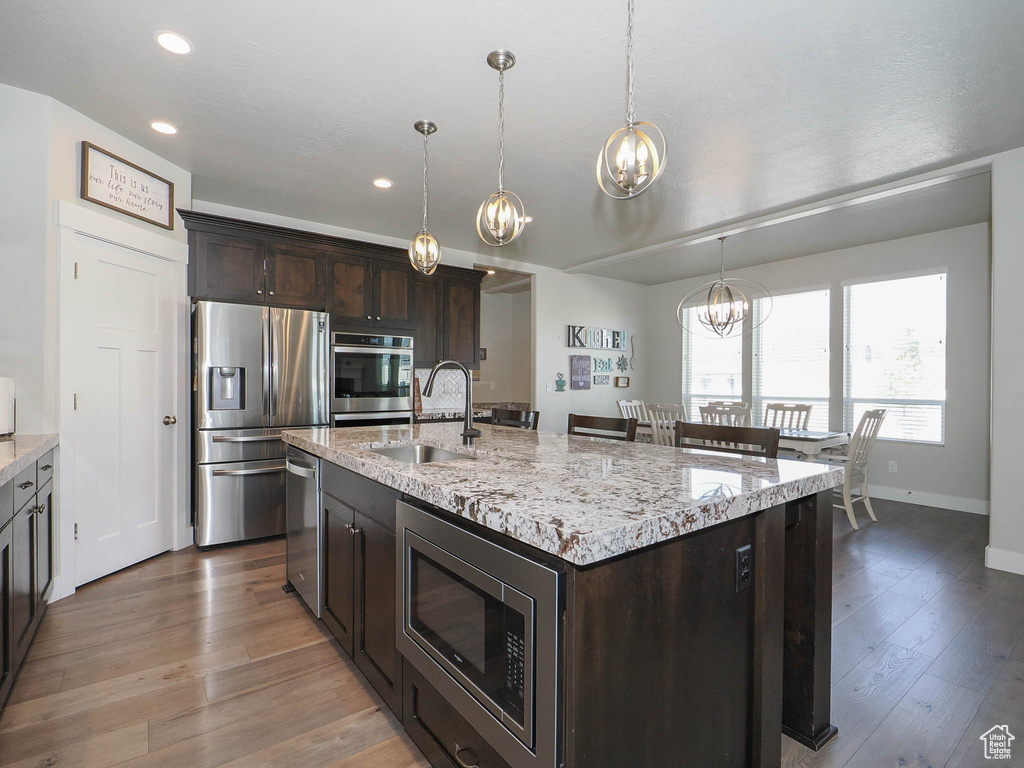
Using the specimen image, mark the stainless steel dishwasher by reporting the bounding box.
[285,446,321,616]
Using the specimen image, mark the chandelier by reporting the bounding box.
[596,0,667,199]
[477,50,526,247]
[409,120,441,275]
[676,237,772,339]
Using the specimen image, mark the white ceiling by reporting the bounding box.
[0,0,1016,278]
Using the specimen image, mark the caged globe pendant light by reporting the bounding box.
[476,50,526,247]
[676,237,772,339]
[597,0,667,199]
[409,120,441,275]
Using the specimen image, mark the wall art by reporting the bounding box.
[567,325,627,350]
[555,373,567,392]
[616,355,629,372]
[593,375,610,385]
[80,141,174,229]
[614,376,630,387]
[593,357,613,373]
[570,355,592,390]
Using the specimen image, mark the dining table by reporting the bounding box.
[777,428,850,460]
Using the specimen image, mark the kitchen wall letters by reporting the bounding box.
[567,325,627,350]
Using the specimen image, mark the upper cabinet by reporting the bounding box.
[179,210,484,361]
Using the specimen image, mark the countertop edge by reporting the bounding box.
[0,434,59,488]
[282,430,844,567]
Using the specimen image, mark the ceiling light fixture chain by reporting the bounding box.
[477,50,526,247]
[422,129,430,232]
[409,120,441,276]
[626,0,635,124]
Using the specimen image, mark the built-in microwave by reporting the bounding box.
[331,333,413,416]
[396,501,561,768]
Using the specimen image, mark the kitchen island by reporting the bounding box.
[283,422,843,768]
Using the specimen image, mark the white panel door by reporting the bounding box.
[72,233,176,585]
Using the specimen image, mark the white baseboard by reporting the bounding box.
[985,545,1024,576]
[867,484,989,515]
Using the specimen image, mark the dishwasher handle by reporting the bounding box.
[285,459,317,479]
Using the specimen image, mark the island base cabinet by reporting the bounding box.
[403,661,512,768]
[321,493,355,657]
[353,510,402,717]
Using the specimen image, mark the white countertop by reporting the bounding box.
[0,434,59,487]
[283,422,843,566]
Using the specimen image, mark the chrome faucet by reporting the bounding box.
[422,360,482,444]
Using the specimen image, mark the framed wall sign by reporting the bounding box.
[615,376,630,387]
[570,355,592,390]
[593,375,610,385]
[80,141,175,230]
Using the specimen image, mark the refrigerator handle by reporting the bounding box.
[269,308,279,419]
[262,310,272,423]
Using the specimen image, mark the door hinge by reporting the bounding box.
[74,523,78,540]
[74,262,79,279]
[74,393,78,410]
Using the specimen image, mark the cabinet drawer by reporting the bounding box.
[13,464,36,514]
[0,479,12,530]
[404,662,512,768]
[36,450,54,489]
[321,463,397,532]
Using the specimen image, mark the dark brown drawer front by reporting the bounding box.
[320,463,397,532]
[403,662,512,768]
[36,450,55,489]
[12,465,36,515]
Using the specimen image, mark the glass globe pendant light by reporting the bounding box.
[409,120,441,275]
[676,237,772,339]
[476,50,525,247]
[597,0,667,199]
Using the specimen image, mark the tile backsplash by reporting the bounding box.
[415,368,466,410]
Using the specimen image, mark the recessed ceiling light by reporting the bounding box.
[486,270,496,275]
[524,216,534,223]
[150,121,178,135]
[155,31,192,55]
[372,178,393,189]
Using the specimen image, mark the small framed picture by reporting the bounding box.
[614,376,630,387]
[480,348,488,361]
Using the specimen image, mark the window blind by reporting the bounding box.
[681,307,743,418]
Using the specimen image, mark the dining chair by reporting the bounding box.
[764,403,812,430]
[700,403,751,427]
[674,421,780,458]
[616,399,648,423]
[822,408,887,530]
[646,403,687,446]
[491,408,540,430]
[567,413,638,442]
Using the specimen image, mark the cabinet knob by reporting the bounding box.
[257,289,263,295]
[366,315,372,320]
[375,316,381,321]
[163,416,177,425]
[269,291,275,296]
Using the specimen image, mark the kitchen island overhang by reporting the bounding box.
[283,423,843,767]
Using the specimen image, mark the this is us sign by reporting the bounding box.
[567,325,627,351]
[80,141,174,230]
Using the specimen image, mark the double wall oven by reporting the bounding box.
[331,333,414,427]
[397,501,562,768]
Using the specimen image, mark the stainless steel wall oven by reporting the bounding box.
[331,333,413,422]
[397,501,561,768]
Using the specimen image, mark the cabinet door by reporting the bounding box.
[35,483,53,609]
[0,518,12,707]
[374,261,416,330]
[266,243,326,309]
[322,494,355,657]
[192,232,266,303]
[327,252,374,328]
[354,511,402,716]
[414,277,443,367]
[11,503,36,661]
[443,277,482,369]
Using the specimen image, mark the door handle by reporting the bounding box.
[211,465,286,476]
[285,460,317,479]
[212,435,281,443]
[163,416,177,425]
[344,523,362,536]
[453,744,480,768]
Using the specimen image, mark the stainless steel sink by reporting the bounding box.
[368,444,474,464]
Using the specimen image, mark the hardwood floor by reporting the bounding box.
[0,500,1019,767]
[0,538,428,768]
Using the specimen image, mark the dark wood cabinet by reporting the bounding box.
[326,251,374,327]
[191,232,266,303]
[265,243,326,309]
[0,517,12,708]
[444,275,483,369]
[321,493,355,657]
[11,502,36,659]
[35,482,53,612]
[375,261,416,330]
[414,276,443,366]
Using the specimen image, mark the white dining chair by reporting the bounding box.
[823,408,887,530]
[764,403,812,430]
[617,399,648,422]
[646,403,687,446]
[700,403,751,427]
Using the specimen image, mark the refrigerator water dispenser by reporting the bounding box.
[210,367,245,410]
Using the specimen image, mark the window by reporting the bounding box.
[752,289,830,430]
[844,273,946,443]
[681,307,743,418]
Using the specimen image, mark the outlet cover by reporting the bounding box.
[545,382,553,393]
[888,461,898,473]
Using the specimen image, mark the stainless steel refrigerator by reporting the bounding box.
[193,301,328,547]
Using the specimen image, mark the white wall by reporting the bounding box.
[988,147,1024,574]
[479,291,532,404]
[646,224,992,513]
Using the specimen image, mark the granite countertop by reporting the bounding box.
[283,423,843,566]
[415,408,491,422]
[0,434,59,487]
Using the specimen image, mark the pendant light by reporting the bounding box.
[476,50,525,247]
[596,0,667,199]
[409,120,441,275]
[676,237,772,339]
